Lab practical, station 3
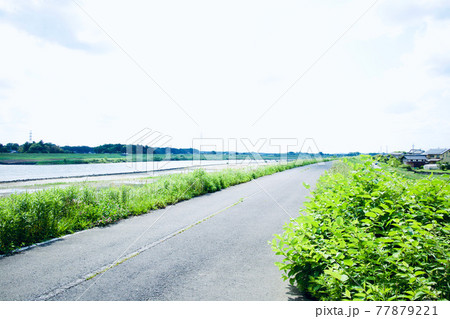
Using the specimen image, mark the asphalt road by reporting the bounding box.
[0,162,332,301]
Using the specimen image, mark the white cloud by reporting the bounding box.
[0,0,106,51]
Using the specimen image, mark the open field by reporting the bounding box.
[414,168,450,174]
[387,166,450,181]
[0,153,127,165]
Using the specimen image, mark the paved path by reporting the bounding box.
[0,162,332,300]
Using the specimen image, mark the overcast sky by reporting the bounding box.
[0,0,449,153]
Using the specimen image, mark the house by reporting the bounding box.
[393,148,427,168]
[402,154,428,168]
[424,148,450,164]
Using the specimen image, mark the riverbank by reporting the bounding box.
[0,161,269,197]
[0,159,327,254]
[0,152,311,165]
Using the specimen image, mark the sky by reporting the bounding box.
[0,0,449,153]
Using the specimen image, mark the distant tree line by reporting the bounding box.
[62,144,127,154]
[63,144,200,155]
[0,141,363,157]
[0,141,200,155]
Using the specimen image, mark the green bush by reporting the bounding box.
[273,157,450,300]
[0,159,327,254]
[372,154,401,167]
[399,164,412,171]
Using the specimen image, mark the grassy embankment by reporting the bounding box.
[0,153,310,165]
[0,153,127,165]
[411,168,450,175]
[0,159,327,254]
[386,166,450,181]
[273,156,450,300]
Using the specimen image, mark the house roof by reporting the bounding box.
[408,149,425,154]
[403,155,428,160]
[424,148,450,155]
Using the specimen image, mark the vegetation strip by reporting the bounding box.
[0,159,327,254]
[273,156,450,301]
[34,195,252,301]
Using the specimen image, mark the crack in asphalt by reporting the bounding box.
[34,191,261,301]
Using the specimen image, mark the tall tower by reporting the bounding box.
[29,130,32,143]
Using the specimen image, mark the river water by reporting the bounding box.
[0,160,272,182]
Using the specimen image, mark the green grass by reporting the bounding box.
[386,166,450,181]
[415,168,450,174]
[273,156,450,300]
[0,159,327,254]
[0,153,127,165]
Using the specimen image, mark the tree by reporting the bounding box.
[21,140,64,153]
[19,142,32,153]
[28,142,46,153]
[6,143,19,152]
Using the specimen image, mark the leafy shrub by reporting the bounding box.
[372,154,401,168]
[273,157,450,300]
[387,157,401,167]
[399,164,412,171]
